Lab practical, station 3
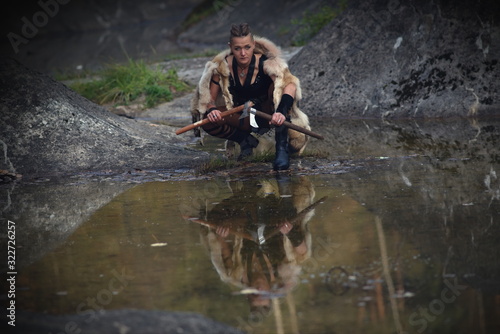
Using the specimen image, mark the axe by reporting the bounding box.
[239,107,324,140]
[175,104,248,135]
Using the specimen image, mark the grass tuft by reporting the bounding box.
[70,59,191,108]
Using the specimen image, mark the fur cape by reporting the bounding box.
[191,36,310,154]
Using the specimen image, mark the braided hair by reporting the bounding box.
[229,23,253,43]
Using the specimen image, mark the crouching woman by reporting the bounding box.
[191,23,310,171]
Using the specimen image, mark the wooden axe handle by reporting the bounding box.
[176,104,324,141]
[175,105,246,135]
[252,110,324,140]
[182,216,256,242]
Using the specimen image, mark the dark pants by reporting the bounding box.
[201,86,275,143]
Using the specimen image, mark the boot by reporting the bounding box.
[273,126,289,170]
[237,134,259,161]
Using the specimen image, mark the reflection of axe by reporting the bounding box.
[260,196,328,243]
[239,107,324,140]
[182,215,257,242]
[184,195,328,245]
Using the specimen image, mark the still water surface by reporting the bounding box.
[7,118,500,333]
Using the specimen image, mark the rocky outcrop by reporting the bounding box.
[1,0,206,72]
[178,0,327,48]
[290,0,500,118]
[0,57,206,178]
[1,0,324,74]
[0,179,136,270]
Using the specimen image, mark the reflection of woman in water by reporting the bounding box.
[198,176,316,316]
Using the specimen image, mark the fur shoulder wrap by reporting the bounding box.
[190,36,310,154]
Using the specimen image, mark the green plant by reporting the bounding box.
[70,59,190,108]
[291,0,347,46]
[144,84,173,108]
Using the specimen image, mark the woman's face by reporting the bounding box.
[230,35,255,67]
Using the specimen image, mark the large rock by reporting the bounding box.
[178,0,326,48]
[0,179,136,270]
[290,0,500,118]
[1,0,324,74]
[0,57,206,178]
[1,0,206,72]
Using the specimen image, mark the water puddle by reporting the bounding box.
[2,118,500,333]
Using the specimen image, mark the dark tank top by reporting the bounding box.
[229,54,273,111]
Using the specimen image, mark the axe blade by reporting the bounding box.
[238,101,252,119]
